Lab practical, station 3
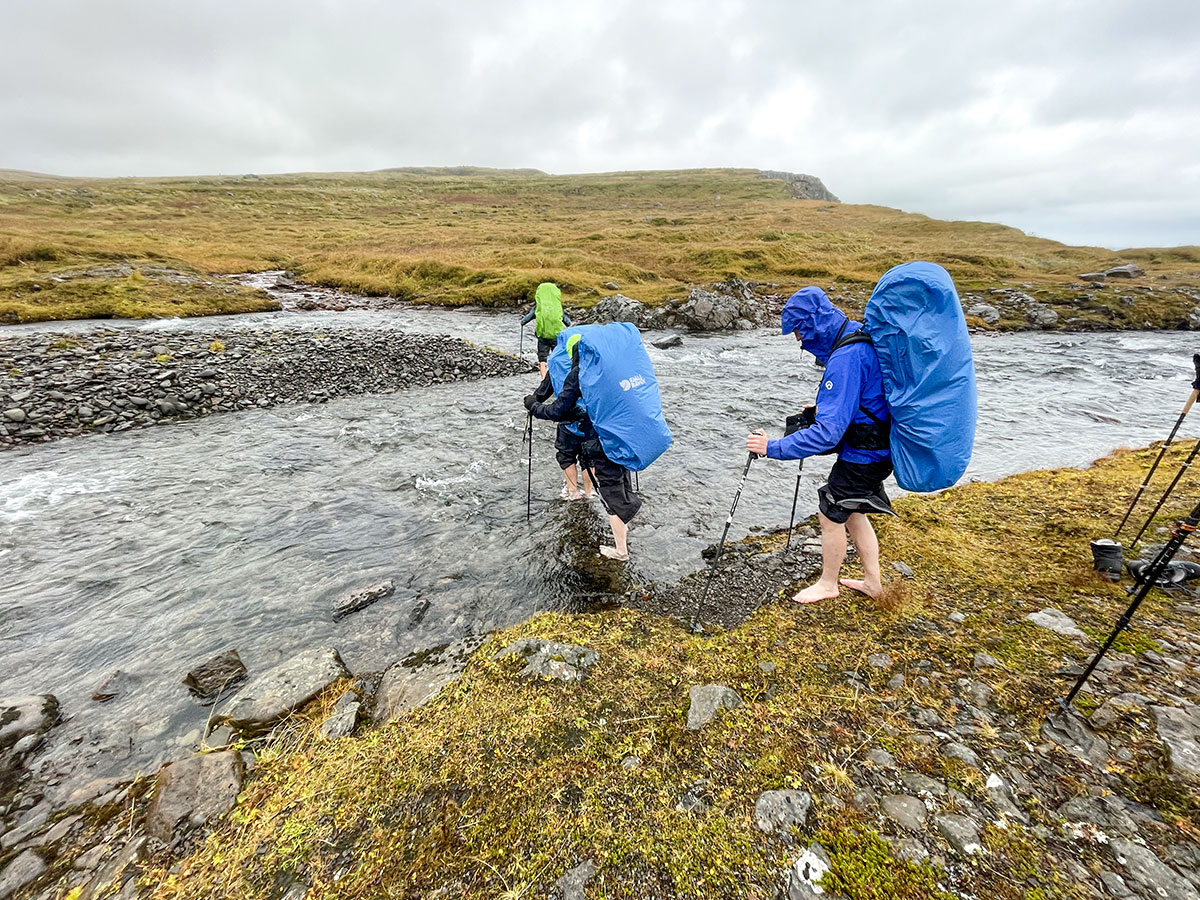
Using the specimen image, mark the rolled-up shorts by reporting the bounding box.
[555,425,585,470]
[818,457,895,524]
[582,446,642,524]
[536,337,556,362]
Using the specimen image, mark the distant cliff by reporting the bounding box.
[759,169,840,202]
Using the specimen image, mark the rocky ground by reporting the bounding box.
[0,327,532,449]
[8,446,1200,899]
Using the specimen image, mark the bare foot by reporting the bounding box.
[599,545,630,562]
[568,491,583,501]
[840,578,882,599]
[791,582,840,603]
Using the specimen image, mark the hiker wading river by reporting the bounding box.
[1,283,1197,794]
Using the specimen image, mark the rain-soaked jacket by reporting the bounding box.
[768,287,891,465]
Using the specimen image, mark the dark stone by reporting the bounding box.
[331,579,395,621]
[1042,710,1109,767]
[183,650,248,700]
[651,335,684,349]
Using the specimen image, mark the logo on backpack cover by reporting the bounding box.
[824,380,833,390]
[619,374,646,391]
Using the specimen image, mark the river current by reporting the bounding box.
[1,302,1197,793]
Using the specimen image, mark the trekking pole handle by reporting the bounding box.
[1193,353,1200,391]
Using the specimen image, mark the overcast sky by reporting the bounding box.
[4,0,1198,249]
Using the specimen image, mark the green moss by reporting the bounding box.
[817,823,953,900]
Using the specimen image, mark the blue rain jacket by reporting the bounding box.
[768,287,891,465]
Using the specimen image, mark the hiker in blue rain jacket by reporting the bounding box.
[746,286,894,603]
[525,336,641,562]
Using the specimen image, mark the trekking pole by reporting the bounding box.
[785,460,804,552]
[1128,435,1200,548]
[519,324,525,359]
[692,452,758,632]
[1115,353,1200,539]
[525,412,533,522]
[1065,495,1200,707]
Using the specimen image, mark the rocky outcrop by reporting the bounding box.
[216,647,349,732]
[0,695,59,752]
[374,638,482,725]
[145,751,244,842]
[494,639,599,682]
[586,278,768,332]
[758,171,841,202]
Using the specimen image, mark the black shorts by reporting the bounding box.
[818,457,895,524]
[555,425,585,470]
[582,447,642,524]
[536,337,556,362]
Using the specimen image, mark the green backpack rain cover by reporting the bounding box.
[534,282,565,339]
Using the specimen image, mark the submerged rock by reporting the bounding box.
[331,579,394,621]
[216,647,349,731]
[146,751,244,842]
[183,650,248,700]
[685,684,743,730]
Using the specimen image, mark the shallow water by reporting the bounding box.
[2,299,1198,793]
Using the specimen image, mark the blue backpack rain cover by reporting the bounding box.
[574,322,672,471]
[547,325,596,438]
[863,261,976,492]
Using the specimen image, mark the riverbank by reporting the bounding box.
[6,443,1200,899]
[0,326,531,449]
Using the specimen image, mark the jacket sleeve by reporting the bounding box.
[767,350,864,460]
[531,360,583,421]
[521,308,536,326]
[531,373,554,403]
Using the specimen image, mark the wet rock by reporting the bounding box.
[785,842,836,900]
[319,689,361,739]
[1151,704,1200,777]
[651,335,683,349]
[183,649,248,700]
[92,669,134,703]
[942,741,981,768]
[0,695,59,751]
[754,789,813,835]
[552,859,597,900]
[1042,709,1109,767]
[1025,607,1088,639]
[146,751,244,842]
[331,579,394,621]
[216,647,349,731]
[1108,838,1199,900]
[934,814,982,856]
[1090,692,1150,730]
[494,638,598,683]
[685,685,743,730]
[374,638,479,725]
[1105,265,1145,279]
[881,794,928,832]
[966,303,1000,325]
[0,850,46,898]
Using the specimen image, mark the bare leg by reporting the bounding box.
[600,515,629,561]
[793,511,845,602]
[581,467,594,497]
[840,513,882,599]
[563,465,583,500]
[539,361,548,379]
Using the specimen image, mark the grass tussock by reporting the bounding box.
[2,168,1197,322]
[141,443,1200,899]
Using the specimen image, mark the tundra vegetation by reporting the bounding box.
[1,167,1197,324]
[110,444,1200,899]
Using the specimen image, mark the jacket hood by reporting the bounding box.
[780,287,856,364]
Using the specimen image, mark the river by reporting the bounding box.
[1,299,1197,795]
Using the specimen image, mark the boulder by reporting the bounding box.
[651,335,683,349]
[1151,704,1200,777]
[374,638,480,725]
[183,650,248,700]
[588,294,648,327]
[0,695,59,751]
[685,684,743,730]
[754,789,813,835]
[331,579,395,621]
[494,638,598,683]
[145,751,244,842]
[1105,264,1145,279]
[966,303,1001,325]
[1024,608,1087,639]
[216,647,348,731]
[1026,304,1059,328]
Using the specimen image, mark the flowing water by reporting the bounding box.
[2,297,1198,795]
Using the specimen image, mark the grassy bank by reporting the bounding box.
[141,444,1200,899]
[2,168,1197,324]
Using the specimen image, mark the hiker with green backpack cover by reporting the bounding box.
[520,282,573,378]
